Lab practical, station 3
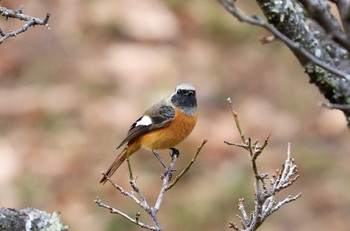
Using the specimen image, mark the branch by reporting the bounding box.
[96,141,207,231]
[218,0,350,81]
[94,197,158,231]
[320,102,350,110]
[226,100,301,231]
[298,0,350,52]
[227,97,246,143]
[219,0,350,127]
[0,5,50,44]
[165,139,207,191]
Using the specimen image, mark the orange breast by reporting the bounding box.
[139,109,198,150]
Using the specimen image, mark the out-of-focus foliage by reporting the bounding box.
[0,1,349,231]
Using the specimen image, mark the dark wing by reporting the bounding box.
[117,104,175,149]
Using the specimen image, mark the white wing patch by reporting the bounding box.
[135,116,152,127]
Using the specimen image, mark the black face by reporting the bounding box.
[171,89,197,108]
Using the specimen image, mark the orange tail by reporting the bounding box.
[100,142,140,184]
[100,148,127,184]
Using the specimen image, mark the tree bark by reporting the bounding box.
[0,208,68,231]
[256,0,350,126]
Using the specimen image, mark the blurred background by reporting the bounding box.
[0,0,349,230]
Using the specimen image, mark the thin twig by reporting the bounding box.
[165,139,207,191]
[269,193,302,215]
[97,141,206,230]
[154,151,178,211]
[130,178,150,210]
[94,197,159,231]
[319,102,350,110]
[224,141,248,149]
[218,0,350,81]
[101,173,151,210]
[226,104,301,230]
[0,6,50,44]
[238,198,250,225]
[227,97,246,142]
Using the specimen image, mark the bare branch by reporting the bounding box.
[165,139,207,191]
[218,0,350,81]
[96,141,206,231]
[0,5,50,44]
[227,97,246,142]
[268,193,302,215]
[219,0,350,127]
[226,101,301,231]
[94,197,159,231]
[237,198,250,226]
[320,102,350,110]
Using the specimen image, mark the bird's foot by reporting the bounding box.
[170,147,180,158]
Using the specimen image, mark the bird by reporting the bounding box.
[100,83,198,184]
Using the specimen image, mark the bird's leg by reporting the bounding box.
[163,148,179,180]
[152,149,167,169]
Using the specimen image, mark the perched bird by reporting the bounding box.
[100,83,198,184]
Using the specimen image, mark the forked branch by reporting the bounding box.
[219,0,350,127]
[95,140,207,231]
[225,98,301,231]
[0,4,50,44]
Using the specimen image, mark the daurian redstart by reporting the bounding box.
[100,83,198,184]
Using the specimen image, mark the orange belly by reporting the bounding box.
[139,109,198,150]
